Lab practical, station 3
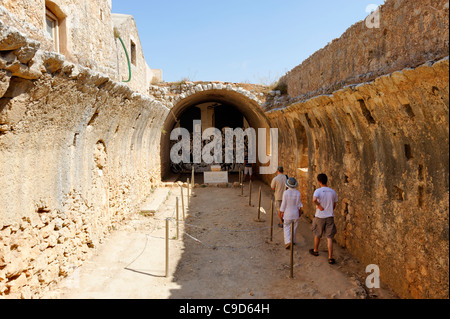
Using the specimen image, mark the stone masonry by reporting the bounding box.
[1,0,449,299]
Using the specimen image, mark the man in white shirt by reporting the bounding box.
[271,166,287,228]
[280,177,303,249]
[243,155,253,182]
[310,174,338,264]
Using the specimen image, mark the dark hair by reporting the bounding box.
[317,173,328,185]
[277,166,284,173]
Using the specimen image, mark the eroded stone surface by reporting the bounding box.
[0,0,448,300]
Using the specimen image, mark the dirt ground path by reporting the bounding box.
[43,180,397,299]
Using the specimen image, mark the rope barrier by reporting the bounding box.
[181,228,284,251]
[130,183,301,278]
[169,218,274,233]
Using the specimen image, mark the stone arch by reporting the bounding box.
[160,87,271,179]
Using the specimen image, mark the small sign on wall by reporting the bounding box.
[204,171,228,184]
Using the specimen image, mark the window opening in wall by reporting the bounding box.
[45,8,59,52]
[131,40,137,66]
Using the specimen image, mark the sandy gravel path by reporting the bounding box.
[44,180,396,299]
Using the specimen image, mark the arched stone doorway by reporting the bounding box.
[160,88,271,179]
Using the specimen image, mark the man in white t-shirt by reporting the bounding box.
[310,173,338,264]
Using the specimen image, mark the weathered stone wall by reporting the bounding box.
[0,0,117,78]
[264,57,449,299]
[279,0,449,101]
[1,0,448,300]
[0,0,159,94]
[263,0,449,299]
[0,20,168,297]
[112,13,153,94]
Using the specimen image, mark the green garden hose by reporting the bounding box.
[117,36,132,83]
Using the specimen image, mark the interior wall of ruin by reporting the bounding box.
[262,0,449,299]
[264,58,449,299]
[0,18,168,297]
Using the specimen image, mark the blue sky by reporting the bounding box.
[111,0,385,84]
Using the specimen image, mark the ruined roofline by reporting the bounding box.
[265,56,450,114]
[111,13,135,24]
[278,0,449,100]
[0,19,169,113]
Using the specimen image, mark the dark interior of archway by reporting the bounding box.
[161,89,272,183]
[170,102,250,181]
[177,103,245,133]
[179,106,201,132]
[214,103,244,131]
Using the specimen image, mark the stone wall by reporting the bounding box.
[264,57,449,299]
[264,0,449,299]
[1,0,117,78]
[0,0,159,94]
[112,13,155,94]
[0,20,169,297]
[1,0,449,300]
[278,0,449,101]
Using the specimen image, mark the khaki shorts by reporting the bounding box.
[275,200,282,212]
[312,217,337,239]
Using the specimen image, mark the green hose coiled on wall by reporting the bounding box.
[117,36,132,83]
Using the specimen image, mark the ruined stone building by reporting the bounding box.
[0,0,448,299]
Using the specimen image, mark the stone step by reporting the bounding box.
[140,188,171,215]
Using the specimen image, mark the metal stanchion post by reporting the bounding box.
[270,200,274,241]
[191,167,195,196]
[257,186,262,220]
[240,170,244,196]
[176,197,179,240]
[248,180,252,206]
[165,218,169,278]
[290,222,294,279]
[255,186,265,223]
[180,186,185,221]
[187,178,190,207]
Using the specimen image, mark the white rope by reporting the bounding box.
[169,218,274,233]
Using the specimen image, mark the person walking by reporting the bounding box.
[279,177,303,250]
[309,173,339,264]
[271,166,288,228]
[243,155,253,182]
